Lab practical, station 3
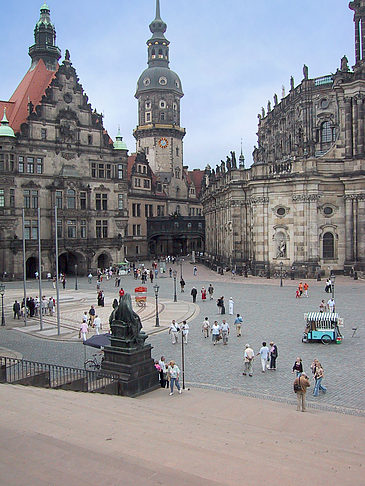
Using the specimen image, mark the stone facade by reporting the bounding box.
[201,2,365,276]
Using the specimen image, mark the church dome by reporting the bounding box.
[135,66,183,98]
[0,109,16,138]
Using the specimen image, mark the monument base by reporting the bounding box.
[101,344,159,398]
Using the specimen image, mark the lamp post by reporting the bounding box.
[280,261,283,287]
[173,270,177,302]
[74,264,78,290]
[154,284,160,327]
[331,274,336,299]
[179,258,184,280]
[181,324,185,390]
[0,283,5,326]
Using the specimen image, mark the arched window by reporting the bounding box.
[321,121,332,143]
[151,49,155,59]
[323,232,334,258]
[67,189,76,209]
[175,167,180,179]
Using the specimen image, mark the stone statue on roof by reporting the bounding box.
[290,76,295,90]
[340,55,349,72]
[231,151,237,168]
[303,64,309,80]
[274,93,278,106]
[65,49,70,61]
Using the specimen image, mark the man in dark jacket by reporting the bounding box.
[191,287,197,303]
[13,300,20,319]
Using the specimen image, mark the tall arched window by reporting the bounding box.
[321,121,332,143]
[67,189,76,209]
[323,232,334,258]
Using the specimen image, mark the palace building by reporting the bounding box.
[201,1,365,277]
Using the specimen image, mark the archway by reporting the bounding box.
[97,253,111,270]
[58,252,79,275]
[26,257,38,279]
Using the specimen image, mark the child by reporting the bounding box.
[295,288,300,298]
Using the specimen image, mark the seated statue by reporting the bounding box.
[109,293,147,347]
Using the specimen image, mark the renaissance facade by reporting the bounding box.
[201,1,365,277]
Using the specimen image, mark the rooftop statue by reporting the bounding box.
[340,55,349,72]
[231,151,237,168]
[303,64,309,80]
[290,76,295,90]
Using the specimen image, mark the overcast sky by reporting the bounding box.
[1,1,355,169]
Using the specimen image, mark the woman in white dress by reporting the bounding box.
[228,297,234,315]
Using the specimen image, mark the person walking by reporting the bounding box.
[193,265,197,276]
[228,297,234,315]
[13,300,21,319]
[62,276,66,289]
[180,277,185,292]
[313,362,327,396]
[292,357,303,377]
[48,297,55,316]
[158,356,168,388]
[93,315,101,335]
[303,282,309,297]
[221,319,230,345]
[327,297,335,313]
[202,317,210,338]
[88,305,96,327]
[298,282,303,297]
[88,273,93,284]
[79,320,88,341]
[294,372,310,412]
[234,314,243,337]
[169,320,179,344]
[201,287,207,301]
[208,284,214,300]
[319,300,326,313]
[168,361,182,395]
[181,320,189,344]
[243,344,254,376]
[269,342,278,370]
[211,321,221,345]
[191,287,197,303]
[257,342,269,372]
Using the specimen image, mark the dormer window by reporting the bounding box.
[160,100,166,109]
[145,101,151,110]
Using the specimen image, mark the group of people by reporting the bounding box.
[295,281,309,298]
[243,342,278,376]
[168,320,189,344]
[79,305,103,340]
[13,296,55,319]
[201,314,244,342]
[155,356,183,395]
[293,357,327,411]
[319,297,336,313]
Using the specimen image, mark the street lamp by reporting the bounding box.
[154,284,160,327]
[173,270,177,302]
[331,274,336,299]
[74,264,78,290]
[181,322,185,390]
[179,258,184,280]
[0,283,5,326]
[280,261,283,287]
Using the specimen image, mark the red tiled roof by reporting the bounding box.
[188,169,204,197]
[127,154,137,180]
[1,60,57,134]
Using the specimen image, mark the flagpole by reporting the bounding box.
[22,209,27,327]
[54,206,61,335]
[38,207,43,331]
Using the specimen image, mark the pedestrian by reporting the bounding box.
[201,287,207,301]
[35,271,39,280]
[208,284,214,300]
[13,300,20,319]
[257,341,269,372]
[62,276,66,289]
[303,282,309,297]
[150,270,154,283]
[319,299,326,313]
[313,362,327,396]
[52,276,56,289]
[48,297,55,316]
[228,297,234,315]
[202,317,210,338]
[180,277,185,292]
[211,320,221,345]
[243,344,254,376]
[79,320,88,341]
[169,267,172,277]
[220,319,230,345]
[191,286,197,303]
[220,296,225,314]
[94,315,101,335]
[119,288,125,298]
[181,320,189,344]
[88,272,93,284]
[158,356,168,388]
[193,265,197,276]
[47,272,51,281]
[325,278,331,293]
[234,313,243,337]
[327,297,335,313]
[295,288,300,299]
[82,311,88,325]
[167,360,182,395]
[294,372,310,412]
[298,282,303,297]
[269,342,278,370]
[292,357,303,377]
[169,320,179,344]
[88,305,96,327]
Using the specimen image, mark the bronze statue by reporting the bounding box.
[109,293,147,347]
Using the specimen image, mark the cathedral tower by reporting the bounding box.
[133,0,185,177]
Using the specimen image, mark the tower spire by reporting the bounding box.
[156,0,161,19]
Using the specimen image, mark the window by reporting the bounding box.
[160,100,166,109]
[91,162,111,179]
[0,154,4,172]
[145,204,153,217]
[27,157,34,174]
[56,191,63,209]
[173,102,177,111]
[36,158,43,174]
[145,112,151,123]
[80,220,87,238]
[160,112,165,121]
[132,203,141,217]
[106,164,111,179]
[24,220,38,240]
[91,163,96,178]
[321,121,333,143]
[133,224,141,236]
[67,189,76,209]
[117,164,124,179]
[277,207,286,216]
[143,165,147,173]
[323,206,333,216]
[145,101,151,110]
[57,219,62,238]
[176,147,179,157]
[18,156,24,173]
[118,194,124,210]
[67,220,76,238]
[88,134,93,145]
[134,178,141,188]
[9,154,14,171]
[0,189,4,207]
[96,193,108,210]
[143,179,150,188]
[176,205,180,215]
[80,192,86,210]
[41,128,47,140]
[31,190,38,209]
[10,189,15,207]
[323,232,334,259]
[175,168,180,179]
[96,220,108,238]
[136,245,140,255]
[157,205,165,216]
[23,190,30,208]
[98,164,104,179]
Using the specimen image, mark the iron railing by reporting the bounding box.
[0,356,121,394]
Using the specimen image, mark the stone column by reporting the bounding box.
[345,98,353,158]
[358,97,364,156]
[354,198,358,261]
[357,196,365,262]
[353,98,359,156]
[355,18,361,63]
[344,196,354,262]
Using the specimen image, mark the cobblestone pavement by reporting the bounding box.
[0,262,364,413]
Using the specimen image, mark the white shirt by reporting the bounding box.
[168,365,180,379]
[327,299,335,308]
[94,316,101,328]
[82,313,88,323]
[159,360,167,372]
[259,346,269,360]
[170,323,178,333]
[182,323,189,334]
[221,322,230,332]
[212,324,220,335]
[202,319,210,329]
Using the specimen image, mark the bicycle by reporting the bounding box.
[84,352,103,371]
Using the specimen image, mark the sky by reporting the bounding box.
[0,1,355,169]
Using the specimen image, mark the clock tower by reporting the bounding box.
[134,0,186,185]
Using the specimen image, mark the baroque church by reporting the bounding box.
[201,0,365,277]
[0,2,204,278]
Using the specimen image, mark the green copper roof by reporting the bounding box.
[114,129,128,150]
[40,3,50,10]
[0,109,16,138]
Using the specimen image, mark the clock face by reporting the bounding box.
[158,137,168,148]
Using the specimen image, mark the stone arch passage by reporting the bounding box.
[26,257,38,279]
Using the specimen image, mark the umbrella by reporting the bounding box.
[83,333,111,349]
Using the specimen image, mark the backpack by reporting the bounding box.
[294,377,302,393]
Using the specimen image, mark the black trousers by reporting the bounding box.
[270,356,277,369]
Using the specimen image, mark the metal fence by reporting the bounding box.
[0,356,121,394]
